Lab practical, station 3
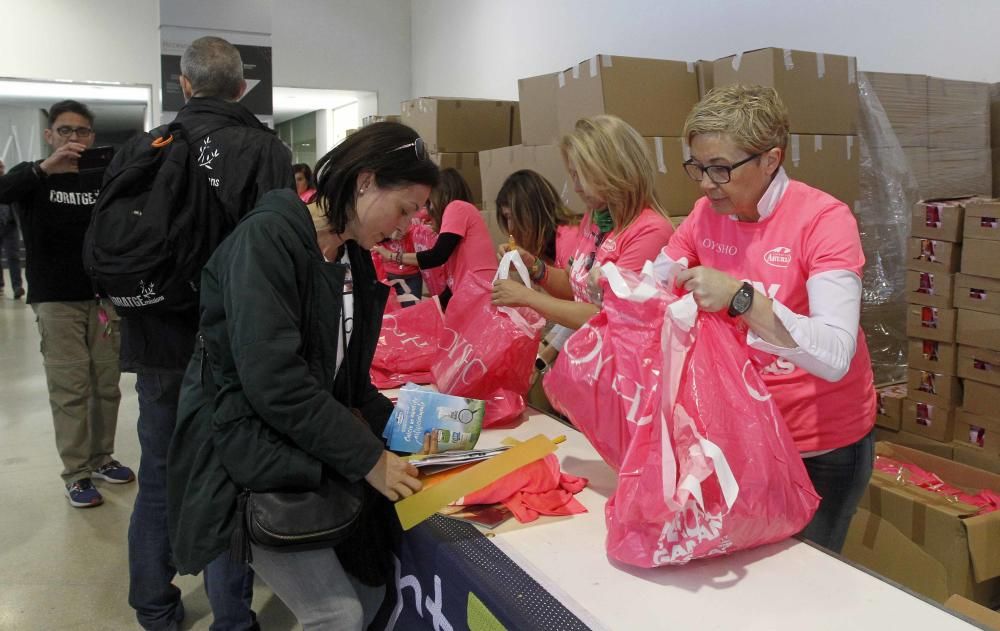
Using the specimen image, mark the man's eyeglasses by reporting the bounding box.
[390,137,427,161]
[55,126,94,139]
[683,150,769,185]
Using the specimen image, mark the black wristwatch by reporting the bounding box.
[535,357,549,372]
[727,282,754,317]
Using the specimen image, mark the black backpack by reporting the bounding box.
[83,121,234,316]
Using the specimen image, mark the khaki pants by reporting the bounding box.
[33,301,122,483]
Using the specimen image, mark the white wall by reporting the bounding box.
[0,0,160,86]
[0,1,411,125]
[271,0,412,115]
[410,0,1000,99]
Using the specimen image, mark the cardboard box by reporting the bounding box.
[908,237,962,274]
[958,345,1000,387]
[843,442,1000,606]
[961,239,1000,280]
[954,274,1000,314]
[906,304,957,342]
[670,215,686,230]
[864,72,929,148]
[510,103,521,146]
[953,441,1000,477]
[905,269,955,308]
[713,48,858,135]
[431,152,482,204]
[957,309,1000,352]
[361,114,401,126]
[904,146,931,199]
[991,83,1000,148]
[908,339,958,374]
[964,380,1000,419]
[479,144,586,217]
[907,368,962,408]
[695,59,714,98]
[902,398,956,443]
[645,137,703,216]
[953,409,1000,454]
[928,78,990,150]
[964,199,1000,242]
[873,427,955,459]
[912,197,969,242]
[401,98,515,153]
[876,383,907,431]
[555,54,699,138]
[517,73,560,146]
[946,593,1000,630]
[783,135,859,206]
[926,149,993,200]
[994,148,1000,198]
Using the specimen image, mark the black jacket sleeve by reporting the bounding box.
[214,216,384,483]
[0,162,42,205]
[416,232,462,269]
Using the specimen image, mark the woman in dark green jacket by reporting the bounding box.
[167,122,438,630]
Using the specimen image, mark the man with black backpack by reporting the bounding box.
[105,37,293,631]
[0,101,133,508]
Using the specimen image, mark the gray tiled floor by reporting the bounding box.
[0,297,298,630]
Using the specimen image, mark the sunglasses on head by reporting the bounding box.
[389,137,427,161]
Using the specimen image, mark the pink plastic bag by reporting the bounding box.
[547,262,819,567]
[410,221,449,296]
[432,251,545,426]
[371,296,444,389]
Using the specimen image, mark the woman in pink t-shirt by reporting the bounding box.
[374,168,496,310]
[665,85,875,554]
[494,169,581,270]
[491,115,674,331]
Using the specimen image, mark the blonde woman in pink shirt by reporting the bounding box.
[665,85,876,553]
[491,115,674,329]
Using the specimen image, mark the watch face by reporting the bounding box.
[732,288,753,314]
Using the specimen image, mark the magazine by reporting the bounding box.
[382,383,486,453]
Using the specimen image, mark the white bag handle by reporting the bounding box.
[493,250,545,336]
[600,262,659,301]
[494,249,532,289]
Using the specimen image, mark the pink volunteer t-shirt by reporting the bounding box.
[567,208,674,302]
[666,180,876,453]
[438,200,498,289]
[555,224,581,269]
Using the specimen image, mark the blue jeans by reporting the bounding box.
[128,371,258,631]
[800,431,875,553]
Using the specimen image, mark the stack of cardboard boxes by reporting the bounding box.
[713,48,860,210]
[480,53,704,242]
[891,198,967,456]
[401,97,519,206]
[951,198,1000,474]
[867,73,990,199]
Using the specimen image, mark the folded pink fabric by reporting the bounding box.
[455,454,588,523]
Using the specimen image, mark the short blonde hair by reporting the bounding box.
[683,85,790,155]
[560,115,667,228]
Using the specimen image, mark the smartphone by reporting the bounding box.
[78,145,114,175]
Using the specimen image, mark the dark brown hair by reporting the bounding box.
[428,168,473,231]
[495,169,578,263]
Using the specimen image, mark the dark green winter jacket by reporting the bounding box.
[166,188,394,582]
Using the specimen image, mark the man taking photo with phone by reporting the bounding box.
[0,99,132,508]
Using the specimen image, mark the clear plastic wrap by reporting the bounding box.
[857,72,916,384]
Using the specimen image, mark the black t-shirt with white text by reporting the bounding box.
[0,162,99,303]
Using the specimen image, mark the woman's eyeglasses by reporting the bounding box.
[682,149,770,184]
[390,137,427,161]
